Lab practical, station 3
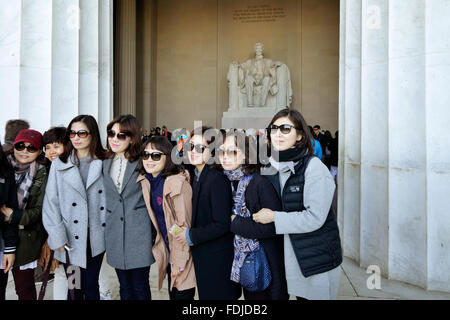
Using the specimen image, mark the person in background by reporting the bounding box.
[329,131,339,183]
[155,127,162,136]
[313,125,325,152]
[174,126,241,300]
[138,136,196,300]
[2,120,30,153]
[161,125,172,143]
[218,130,289,300]
[323,131,333,170]
[253,108,342,300]
[309,126,323,161]
[0,144,18,300]
[43,115,107,300]
[1,129,48,300]
[38,126,69,300]
[103,115,153,300]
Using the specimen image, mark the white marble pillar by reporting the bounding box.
[0,0,113,143]
[339,0,450,292]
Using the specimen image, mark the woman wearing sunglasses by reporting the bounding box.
[173,126,241,300]
[217,130,289,300]
[102,115,154,300]
[137,136,196,300]
[253,108,342,300]
[0,129,48,300]
[43,115,107,300]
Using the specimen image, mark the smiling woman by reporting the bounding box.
[2,129,48,300]
[102,114,154,301]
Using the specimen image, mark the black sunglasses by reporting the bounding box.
[188,143,209,153]
[107,130,130,141]
[268,124,299,135]
[14,142,39,153]
[69,130,90,139]
[141,151,164,161]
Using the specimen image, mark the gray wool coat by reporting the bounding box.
[103,158,154,270]
[42,156,106,269]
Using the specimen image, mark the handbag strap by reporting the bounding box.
[64,250,76,300]
[38,250,54,300]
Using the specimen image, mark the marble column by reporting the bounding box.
[114,0,137,116]
[0,0,114,143]
[339,0,450,292]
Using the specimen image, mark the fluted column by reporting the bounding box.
[0,0,114,143]
[114,0,137,116]
[339,0,450,292]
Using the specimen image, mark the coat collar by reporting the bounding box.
[137,170,190,197]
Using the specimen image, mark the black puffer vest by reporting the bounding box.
[266,154,342,278]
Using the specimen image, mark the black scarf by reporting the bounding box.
[272,147,308,162]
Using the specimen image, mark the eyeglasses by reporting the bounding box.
[188,143,208,153]
[69,130,90,139]
[141,151,164,161]
[217,148,239,157]
[107,130,130,141]
[268,124,299,135]
[14,142,39,153]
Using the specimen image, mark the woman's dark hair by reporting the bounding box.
[267,108,314,155]
[216,129,260,175]
[43,126,67,146]
[0,144,14,179]
[60,115,106,164]
[105,115,142,162]
[137,136,184,178]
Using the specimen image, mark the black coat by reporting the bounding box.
[230,173,289,300]
[189,166,241,300]
[0,173,19,253]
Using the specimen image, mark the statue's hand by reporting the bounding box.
[231,61,240,67]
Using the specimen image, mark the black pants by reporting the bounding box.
[63,242,105,301]
[166,265,195,300]
[115,267,151,300]
[0,270,8,301]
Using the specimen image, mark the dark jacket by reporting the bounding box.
[189,165,241,300]
[0,174,19,254]
[10,166,48,267]
[230,173,289,300]
[267,155,342,278]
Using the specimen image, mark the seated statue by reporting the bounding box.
[228,42,292,110]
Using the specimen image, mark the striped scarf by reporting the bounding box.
[224,167,259,283]
[8,154,41,210]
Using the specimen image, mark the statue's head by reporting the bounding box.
[254,42,264,56]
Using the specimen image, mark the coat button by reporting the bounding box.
[120,217,124,222]
[72,203,77,207]
[98,190,103,194]
[102,223,106,227]
[119,199,123,203]
[100,207,104,211]
[75,236,79,240]
[74,220,78,224]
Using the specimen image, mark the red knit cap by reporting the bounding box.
[14,129,43,150]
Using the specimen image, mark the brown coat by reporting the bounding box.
[138,171,196,291]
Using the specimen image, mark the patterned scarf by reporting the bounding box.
[224,167,259,283]
[8,154,41,210]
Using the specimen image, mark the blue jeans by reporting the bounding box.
[115,267,151,300]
